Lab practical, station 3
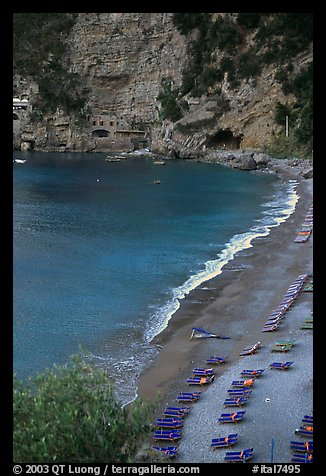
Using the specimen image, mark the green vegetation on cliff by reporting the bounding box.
[13,355,155,463]
[13,13,86,115]
[169,13,313,158]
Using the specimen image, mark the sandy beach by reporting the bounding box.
[137,159,313,464]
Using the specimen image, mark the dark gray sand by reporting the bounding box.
[137,161,313,464]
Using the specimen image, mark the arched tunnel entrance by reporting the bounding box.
[92,129,109,138]
[205,129,242,149]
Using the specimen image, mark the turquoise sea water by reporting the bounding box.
[13,152,298,403]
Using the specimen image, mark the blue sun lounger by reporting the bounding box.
[152,446,177,458]
[155,418,184,429]
[270,361,294,370]
[218,411,245,423]
[290,441,313,452]
[240,369,264,378]
[192,367,214,376]
[206,356,227,365]
[223,397,249,407]
[291,453,313,463]
[186,375,214,385]
[302,415,313,425]
[240,342,261,355]
[163,407,190,417]
[176,392,201,402]
[224,447,253,462]
[227,388,252,397]
[295,426,313,437]
[231,379,254,388]
[211,433,238,448]
[153,430,182,441]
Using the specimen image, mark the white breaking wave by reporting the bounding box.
[145,180,299,343]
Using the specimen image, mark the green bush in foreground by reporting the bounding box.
[13,355,155,463]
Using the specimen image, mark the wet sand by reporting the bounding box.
[136,161,313,463]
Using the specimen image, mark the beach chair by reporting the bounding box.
[155,418,184,429]
[224,447,253,462]
[223,397,249,407]
[218,411,245,423]
[186,375,214,385]
[295,426,313,437]
[269,361,294,370]
[262,323,280,332]
[271,344,292,352]
[302,415,313,425]
[206,356,226,365]
[163,406,190,417]
[264,315,282,325]
[291,453,313,463]
[231,379,254,387]
[303,317,313,323]
[192,368,214,376]
[176,392,201,402]
[290,441,313,452]
[152,446,177,458]
[275,340,296,347]
[240,369,264,378]
[301,321,313,329]
[227,388,252,398]
[239,342,261,355]
[153,430,182,441]
[211,433,238,448]
[295,235,308,243]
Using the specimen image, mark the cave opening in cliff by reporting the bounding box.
[92,129,109,138]
[205,129,242,149]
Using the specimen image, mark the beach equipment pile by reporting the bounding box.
[294,204,313,243]
[262,274,308,332]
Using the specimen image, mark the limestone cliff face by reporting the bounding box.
[13,13,312,155]
[65,13,187,127]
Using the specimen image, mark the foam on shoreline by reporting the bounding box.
[144,179,299,344]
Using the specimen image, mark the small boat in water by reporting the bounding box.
[14,158,27,164]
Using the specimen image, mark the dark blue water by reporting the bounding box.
[13,151,298,403]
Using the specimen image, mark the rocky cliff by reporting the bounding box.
[13,13,313,159]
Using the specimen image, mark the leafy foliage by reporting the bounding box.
[13,355,155,463]
[237,13,262,29]
[13,13,86,115]
[171,13,313,153]
[157,80,183,121]
[172,13,211,35]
